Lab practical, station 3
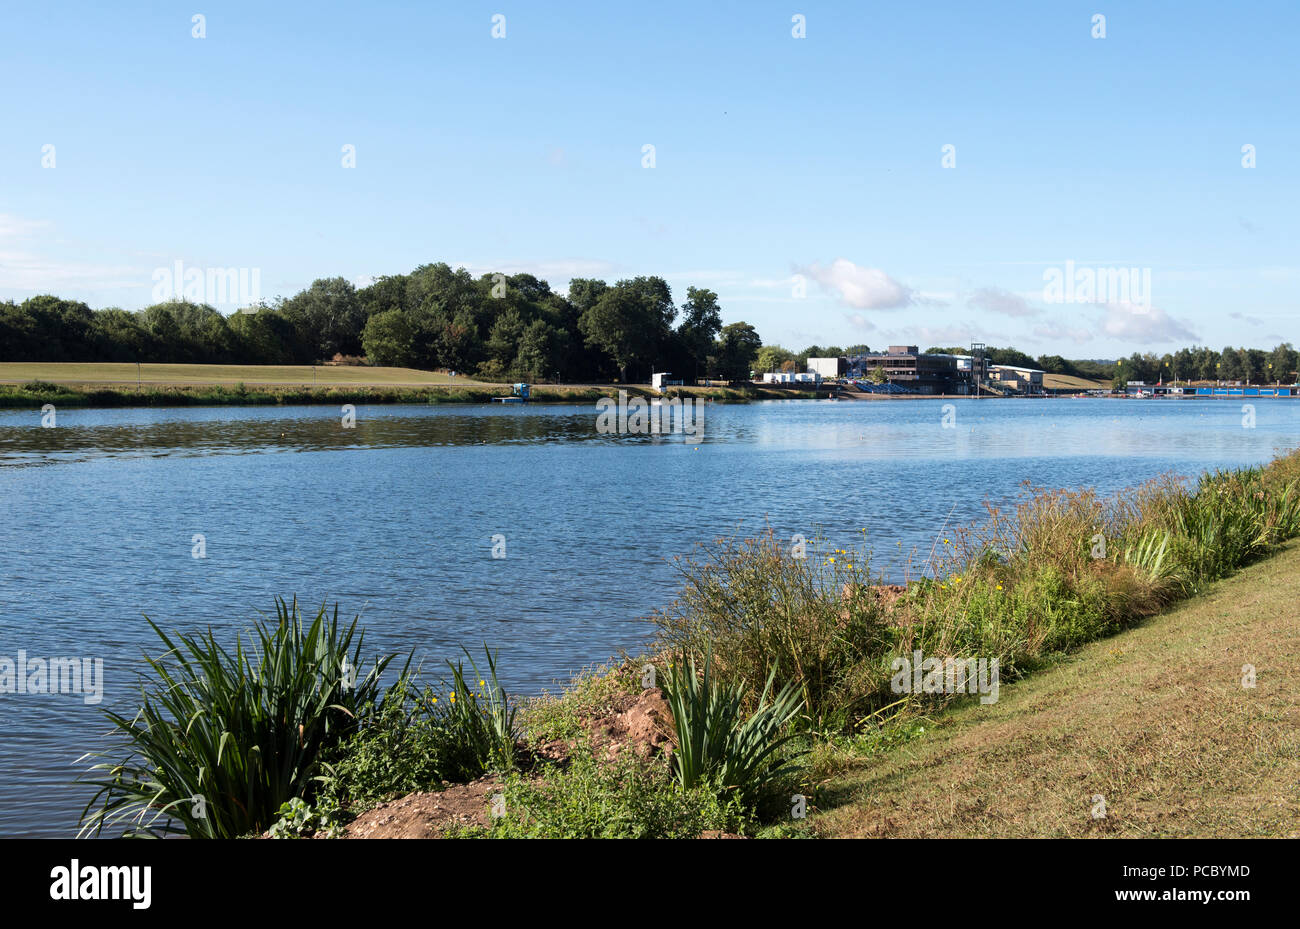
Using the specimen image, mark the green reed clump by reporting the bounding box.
[417,646,519,777]
[650,530,893,729]
[78,597,401,838]
[659,649,805,807]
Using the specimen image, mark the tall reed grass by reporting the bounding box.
[652,449,1300,732]
[78,597,401,838]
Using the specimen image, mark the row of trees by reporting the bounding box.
[0,264,766,384]
[1109,345,1299,387]
[754,341,1298,387]
[922,344,1298,385]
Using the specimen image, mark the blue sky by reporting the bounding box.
[2,0,1296,357]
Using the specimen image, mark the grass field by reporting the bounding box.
[803,540,1300,838]
[1,362,1110,394]
[0,362,487,387]
[1043,372,1109,390]
[0,363,823,407]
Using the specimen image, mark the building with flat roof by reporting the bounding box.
[847,347,976,394]
[806,356,846,379]
[989,364,1045,394]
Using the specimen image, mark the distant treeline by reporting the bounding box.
[926,344,1299,385]
[0,264,763,383]
[6,271,1293,387]
[754,342,1299,386]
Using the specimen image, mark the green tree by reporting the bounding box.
[755,344,794,375]
[1269,342,1298,383]
[676,287,722,379]
[1219,346,1244,382]
[437,309,481,373]
[578,277,674,382]
[139,304,184,362]
[89,309,148,362]
[361,309,415,367]
[280,277,366,360]
[716,322,761,382]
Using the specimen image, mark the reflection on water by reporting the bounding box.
[0,398,1297,836]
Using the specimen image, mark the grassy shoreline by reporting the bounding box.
[0,379,823,409]
[802,538,1300,837]
[72,445,1300,839]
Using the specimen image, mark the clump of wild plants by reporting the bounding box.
[453,748,754,839]
[650,530,893,729]
[659,649,806,808]
[78,597,401,839]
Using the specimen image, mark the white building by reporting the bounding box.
[763,371,822,385]
[806,357,845,379]
[989,364,1045,392]
[651,372,683,392]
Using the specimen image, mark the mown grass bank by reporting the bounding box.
[75,447,1300,838]
[801,538,1300,837]
[0,379,820,409]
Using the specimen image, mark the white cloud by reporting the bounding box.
[0,213,146,295]
[0,249,143,293]
[797,258,916,310]
[1030,321,1094,344]
[0,214,54,238]
[890,324,1008,346]
[968,285,1040,317]
[1099,301,1198,343]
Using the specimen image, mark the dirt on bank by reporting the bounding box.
[344,687,675,838]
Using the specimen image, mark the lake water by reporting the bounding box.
[2,397,1297,837]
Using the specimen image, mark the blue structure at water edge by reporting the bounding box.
[1193,387,1293,397]
[492,383,531,403]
